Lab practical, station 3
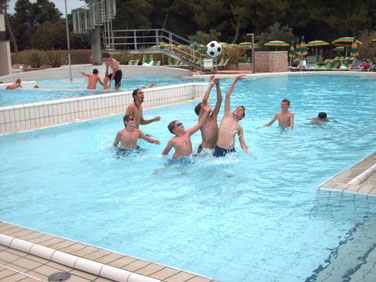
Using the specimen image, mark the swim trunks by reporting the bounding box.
[168,156,194,165]
[214,145,235,157]
[87,86,95,90]
[107,69,123,88]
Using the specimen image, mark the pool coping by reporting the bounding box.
[0,221,214,282]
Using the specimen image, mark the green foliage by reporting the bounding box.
[44,49,63,67]
[358,30,376,60]
[188,29,221,45]
[19,50,45,68]
[223,48,246,65]
[256,22,297,49]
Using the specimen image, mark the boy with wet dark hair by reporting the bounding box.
[113,115,160,149]
[102,52,122,90]
[163,103,210,159]
[257,99,294,129]
[79,69,104,90]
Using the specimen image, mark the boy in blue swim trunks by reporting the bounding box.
[215,75,248,157]
[79,69,104,90]
[162,103,210,160]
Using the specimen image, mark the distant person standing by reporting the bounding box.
[102,52,122,90]
[79,69,105,90]
[6,79,22,90]
[126,89,161,129]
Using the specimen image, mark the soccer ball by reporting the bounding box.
[206,41,222,58]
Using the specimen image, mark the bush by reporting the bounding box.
[222,47,246,64]
[358,30,376,60]
[20,50,45,68]
[70,49,92,64]
[44,49,63,67]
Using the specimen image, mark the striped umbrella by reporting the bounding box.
[350,37,359,57]
[333,46,344,52]
[300,36,308,57]
[264,40,289,50]
[332,37,362,47]
[306,40,329,55]
[219,42,229,48]
[295,40,301,56]
[239,42,253,49]
[288,42,295,58]
[227,44,238,48]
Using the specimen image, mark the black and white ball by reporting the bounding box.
[206,41,222,58]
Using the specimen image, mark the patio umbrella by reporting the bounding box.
[239,42,253,49]
[333,47,344,52]
[306,40,329,55]
[264,40,289,50]
[295,40,301,56]
[300,36,308,57]
[288,42,295,58]
[350,37,359,57]
[219,42,229,48]
[332,37,362,56]
[227,44,238,48]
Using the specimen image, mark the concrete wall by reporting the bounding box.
[0,83,207,134]
[0,14,11,77]
[255,51,288,73]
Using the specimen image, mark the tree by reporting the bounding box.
[256,22,297,48]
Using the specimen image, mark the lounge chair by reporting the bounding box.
[151,60,161,66]
[128,60,139,66]
[314,64,327,70]
[326,61,340,70]
[216,58,230,69]
[178,61,188,68]
[168,57,179,67]
[142,54,153,65]
[314,55,324,63]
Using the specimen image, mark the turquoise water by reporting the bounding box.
[1,74,376,281]
[0,75,203,106]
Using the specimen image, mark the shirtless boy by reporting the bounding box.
[113,115,160,149]
[126,88,161,129]
[162,103,210,159]
[6,79,22,90]
[215,75,248,157]
[102,52,122,90]
[258,99,294,129]
[194,75,222,153]
[79,69,105,90]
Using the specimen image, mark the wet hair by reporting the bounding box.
[132,89,140,103]
[282,99,290,105]
[318,112,327,119]
[123,114,134,127]
[240,106,245,118]
[34,85,39,88]
[16,79,21,83]
[93,69,98,74]
[168,120,178,134]
[102,52,110,58]
[194,103,202,115]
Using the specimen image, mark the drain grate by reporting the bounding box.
[48,272,71,281]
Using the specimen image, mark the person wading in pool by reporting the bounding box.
[126,89,161,129]
[162,103,210,160]
[256,99,294,130]
[215,75,248,157]
[79,69,105,90]
[102,52,122,90]
[194,75,222,153]
[113,114,160,150]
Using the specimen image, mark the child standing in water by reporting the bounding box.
[79,69,105,90]
[257,99,294,130]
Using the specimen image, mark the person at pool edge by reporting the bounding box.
[256,99,294,130]
[215,75,248,157]
[6,79,22,90]
[102,52,122,90]
[195,75,222,153]
[113,115,160,149]
[79,69,105,90]
[126,89,161,129]
[162,103,210,159]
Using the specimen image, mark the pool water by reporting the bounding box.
[0,75,204,106]
[1,74,376,281]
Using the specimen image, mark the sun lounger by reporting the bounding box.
[216,58,230,69]
[142,54,153,65]
[326,61,340,70]
[151,60,161,66]
[128,60,139,66]
[168,57,179,67]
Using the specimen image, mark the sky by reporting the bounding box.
[8,0,85,16]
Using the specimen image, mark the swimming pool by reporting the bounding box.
[1,74,376,281]
[0,75,204,106]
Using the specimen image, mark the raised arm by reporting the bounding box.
[162,140,173,155]
[224,75,245,115]
[202,75,215,105]
[79,71,89,77]
[211,78,222,118]
[139,130,160,145]
[187,103,210,136]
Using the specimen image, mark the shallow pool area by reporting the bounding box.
[0,75,205,107]
[1,74,376,281]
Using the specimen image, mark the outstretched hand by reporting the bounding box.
[202,102,211,112]
[154,116,161,122]
[235,75,246,81]
[209,75,215,83]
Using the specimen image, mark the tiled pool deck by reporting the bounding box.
[0,222,214,282]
